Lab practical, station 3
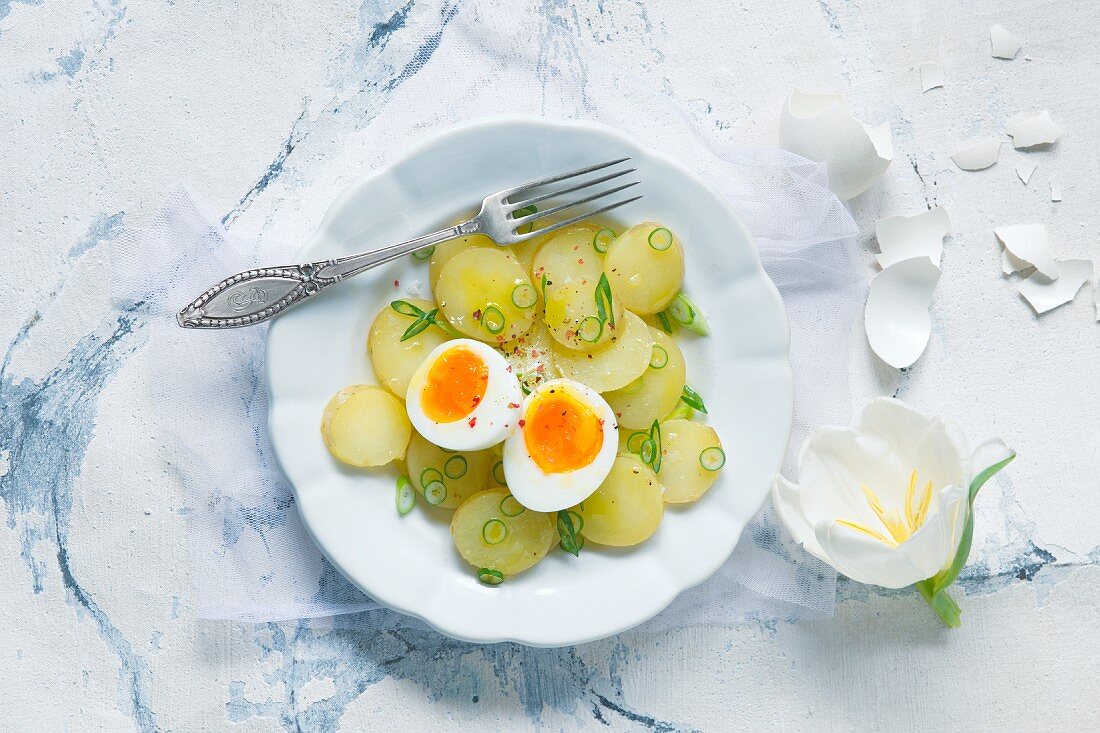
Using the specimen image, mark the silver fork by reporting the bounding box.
[177,159,640,329]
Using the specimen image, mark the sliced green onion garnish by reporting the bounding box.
[700,446,726,471]
[540,272,549,304]
[514,204,537,234]
[649,419,662,473]
[664,400,694,421]
[511,283,538,308]
[592,228,615,253]
[648,227,673,251]
[492,460,507,486]
[444,455,468,480]
[500,494,525,516]
[396,476,415,515]
[423,480,447,505]
[655,311,675,334]
[390,300,422,317]
[482,305,506,334]
[477,567,504,585]
[680,385,708,414]
[649,344,668,369]
[667,293,710,336]
[594,273,616,328]
[482,519,508,545]
[639,437,656,465]
[577,316,604,343]
[412,245,435,260]
[401,314,433,341]
[419,468,444,488]
[626,430,649,454]
[556,509,583,557]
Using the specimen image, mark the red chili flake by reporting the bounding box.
[473,309,483,320]
[472,395,482,404]
[507,402,520,409]
[535,364,545,372]
[578,258,585,264]
[468,417,478,428]
[506,365,513,373]
[572,245,579,251]
[518,419,526,428]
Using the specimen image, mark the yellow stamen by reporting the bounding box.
[835,519,899,547]
[838,470,936,548]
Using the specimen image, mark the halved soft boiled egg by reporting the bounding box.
[503,378,618,512]
[406,339,523,451]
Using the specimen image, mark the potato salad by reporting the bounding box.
[321,219,725,586]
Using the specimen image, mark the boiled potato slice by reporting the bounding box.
[603,222,685,314]
[659,419,724,504]
[543,279,625,352]
[551,311,653,392]
[498,321,557,394]
[367,298,451,398]
[575,453,663,546]
[428,234,493,292]
[602,327,686,429]
[321,385,411,467]
[405,432,494,510]
[451,488,557,577]
[530,223,605,285]
[436,247,537,344]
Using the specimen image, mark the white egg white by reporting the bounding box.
[406,339,522,451]
[503,378,618,513]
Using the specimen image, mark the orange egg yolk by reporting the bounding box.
[421,347,489,423]
[523,389,604,473]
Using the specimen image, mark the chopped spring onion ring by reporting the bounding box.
[626,430,649,454]
[396,476,415,515]
[444,455,468,480]
[639,437,656,465]
[666,293,710,336]
[511,283,538,308]
[513,204,537,234]
[594,273,615,328]
[648,227,673,251]
[401,312,435,341]
[423,481,448,505]
[390,300,421,317]
[492,460,507,486]
[477,567,504,585]
[482,519,508,545]
[419,468,444,488]
[649,419,662,473]
[680,385,708,414]
[556,510,583,557]
[540,272,549,304]
[500,494,525,516]
[577,316,604,343]
[481,305,506,334]
[700,446,726,471]
[412,245,435,260]
[649,344,668,369]
[592,228,615,253]
[392,300,458,341]
[655,311,675,334]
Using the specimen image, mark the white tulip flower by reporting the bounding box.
[772,397,1014,626]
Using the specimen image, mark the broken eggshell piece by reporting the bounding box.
[779,89,893,200]
[1007,111,1061,148]
[864,257,941,369]
[990,24,1022,60]
[1019,259,1094,314]
[994,224,1058,279]
[950,138,1001,171]
[1015,160,1037,185]
[874,207,951,269]
[919,62,944,92]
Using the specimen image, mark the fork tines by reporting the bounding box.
[504,158,641,237]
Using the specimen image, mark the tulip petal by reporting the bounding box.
[771,475,830,562]
[856,397,932,467]
[934,485,969,571]
[799,427,908,527]
[913,417,969,500]
[970,438,1014,492]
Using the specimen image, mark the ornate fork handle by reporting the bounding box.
[177,224,470,329]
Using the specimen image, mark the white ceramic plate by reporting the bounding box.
[267,117,792,646]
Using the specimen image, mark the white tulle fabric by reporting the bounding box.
[114,22,865,630]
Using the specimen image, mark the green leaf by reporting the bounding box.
[680,384,708,414]
[556,510,583,557]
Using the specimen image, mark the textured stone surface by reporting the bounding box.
[2,0,1098,730]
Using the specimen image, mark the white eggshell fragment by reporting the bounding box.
[779,89,893,200]
[1001,248,1034,276]
[950,138,1001,171]
[1007,110,1061,148]
[1050,178,1062,202]
[994,224,1058,279]
[864,257,941,369]
[1019,259,1094,314]
[990,24,1022,60]
[1015,160,1037,185]
[919,63,944,92]
[874,207,951,269]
